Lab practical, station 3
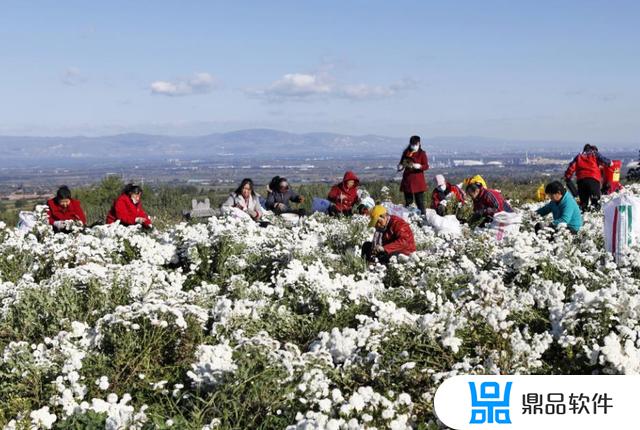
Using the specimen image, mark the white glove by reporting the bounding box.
[53,220,66,229]
[135,217,146,224]
[438,200,447,207]
[411,163,421,169]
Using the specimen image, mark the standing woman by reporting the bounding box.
[106,183,152,228]
[47,185,87,232]
[221,178,263,221]
[398,135,429,215]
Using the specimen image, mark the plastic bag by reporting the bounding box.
[604,194,640,263]
[311,198,331,214]
[226,207,252,220]
[17,211,37,233]
[488,211,522,241]
[381,202,411,221]
[423,209,462,236]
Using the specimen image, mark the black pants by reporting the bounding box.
[327,205,353,217]
[274,207,306,216]
[404,192,425,215]
[577,178,601,211]
[361,241,401,265]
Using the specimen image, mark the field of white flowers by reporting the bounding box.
[1,184,639,430]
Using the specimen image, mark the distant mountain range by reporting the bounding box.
[0,129,636,166]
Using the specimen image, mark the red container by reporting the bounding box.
[602,160,622,194]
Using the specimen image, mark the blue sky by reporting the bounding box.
[0,0,638,142]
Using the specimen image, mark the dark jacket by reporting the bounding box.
[472,188,512,218]
[327,171,360,212]
[265,188,302,211]
[47,198,87,225]
[400,149,429,194]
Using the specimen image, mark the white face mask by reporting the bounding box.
[410,144,419,152]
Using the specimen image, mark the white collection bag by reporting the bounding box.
[381,202,411,221]
[17,211,38,233]
[423,209,462,236]
[604,195,640,263]
[488,211,522,241]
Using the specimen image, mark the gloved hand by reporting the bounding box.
[411,163,421,169]
[53,220,67,229]
[135,217,146,224]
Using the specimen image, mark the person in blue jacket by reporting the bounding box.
[535,180,583,234]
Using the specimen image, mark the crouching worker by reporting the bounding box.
[47,185,87,233]
[361,205,416,265]
[535,180,582,234]
[222,178,263,221]
[327,171,360,217]
[106,183,152,228]
[465,183,512,227]
[431,174,465,216]
[266,176,306,216]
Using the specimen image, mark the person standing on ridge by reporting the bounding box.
[397,135,429,215]
[564,144,612,211]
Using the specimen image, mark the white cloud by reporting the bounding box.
[150,72,217,97]
[62,67,87,86]
[251,73,332,100]
[250,73,416,102]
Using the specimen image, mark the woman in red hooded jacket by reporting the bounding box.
[106,183,152,228]
[327,171,360,216]
[398,135,429,215]
[47,185,87,232]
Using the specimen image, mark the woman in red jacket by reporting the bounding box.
[327,171,360,216]
[106,184,152,228]
[47,186,87,232]
[398,135,429,215]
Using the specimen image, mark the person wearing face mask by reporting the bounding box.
[221,178,263,221]
[534,180,582,234]
[431,174,465,216]
[398,135,429,215]
[327,171,360,217]
[265,176,306,216]
[465,183,512,227]
[361,205,416,265]
[47,185,87,232]
[106,183,152,228]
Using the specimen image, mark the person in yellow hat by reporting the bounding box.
[361,205,416,264]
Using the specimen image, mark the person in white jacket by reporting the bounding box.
[221,178,263,221]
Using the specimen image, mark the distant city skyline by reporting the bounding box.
[0,0,638,143]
